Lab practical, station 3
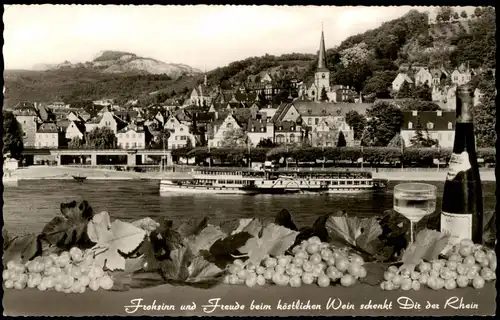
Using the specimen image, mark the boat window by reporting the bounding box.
[354,181,360,185]
[300,181,302,185]
[262,181,264,184]
[339,181,345,185]
[280,181,283,185]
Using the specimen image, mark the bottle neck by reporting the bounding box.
[453,122,477,154]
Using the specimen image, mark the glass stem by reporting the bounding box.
[410,221,414,243]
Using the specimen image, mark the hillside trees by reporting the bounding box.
[361,102,404,147]
[320,87,328,102]
[362,71,397,98]
[473,79,496,148]
[2,110,24,159]
[436,7,454,23]
[337,131,347,147]
[221,128,249,148]
[409,121,438,147]
[85,127,117,149]
[450,7,496,68]
[345,110,366,140]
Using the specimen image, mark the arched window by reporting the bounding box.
[227,123,233,129]
[408,122,413,129]
[290,134,295,142]
[427,122,434,130]
[276,135,285,144]
[448,122,452,130]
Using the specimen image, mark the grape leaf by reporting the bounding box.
[132,217,160,235]
[241,218,263,238]
[87,211,111,243]
[89,212,147,271]
[402,229,450,266]
[376,209,409,262]
[325,215,383,260]
[274,209,298,231]
[358,262,386,286]
[3,233,41,265]
[230,218,254,235]
[186,255,225,286]
[40,201,95,250]
[219,219,241,235]
[177,217,209,238]
[239,223,299,265]
[205,232,253,268]
[160,247,192,281]
[138,218,184,272]
[184,224,226,254]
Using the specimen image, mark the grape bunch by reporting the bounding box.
[380,239,496,291]
[3,247,114,293]
[224,236,367,288]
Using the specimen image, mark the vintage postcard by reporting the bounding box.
[2,4,496,316]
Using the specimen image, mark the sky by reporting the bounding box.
[3,5,478,71]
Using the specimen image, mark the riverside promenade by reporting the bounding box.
[7,166,496,182]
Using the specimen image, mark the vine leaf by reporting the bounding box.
[88,211,147,271]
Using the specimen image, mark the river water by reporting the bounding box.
[2,180,497,236]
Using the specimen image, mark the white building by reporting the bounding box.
[117,124,146,149]
[400,110,455,148]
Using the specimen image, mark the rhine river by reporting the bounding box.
[3,180,497,236]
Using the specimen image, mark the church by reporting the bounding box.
[301,27,342,103]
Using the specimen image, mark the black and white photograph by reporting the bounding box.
[2,4,496,316]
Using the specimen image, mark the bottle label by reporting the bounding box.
[441,211,472,246]
[446,151,471,180]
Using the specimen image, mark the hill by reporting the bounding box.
[3,68,203,109]
[34,50,202,78]
[3,7,494,109]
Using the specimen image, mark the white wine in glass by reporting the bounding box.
[394,183,437,243]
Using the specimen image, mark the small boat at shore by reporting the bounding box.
[72,175,87,182]
[159,167,387,195]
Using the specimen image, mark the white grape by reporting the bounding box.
[99,275,114,290]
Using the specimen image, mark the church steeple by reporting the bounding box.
[317,22,327,71]
[203,66,208,86]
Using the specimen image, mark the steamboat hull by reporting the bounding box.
[159,181,259,195]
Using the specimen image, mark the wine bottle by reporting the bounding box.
[440,84,483,245]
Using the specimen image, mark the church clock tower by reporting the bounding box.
[314,26,330,101]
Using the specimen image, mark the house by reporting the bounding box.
[190,74,212,106]
[270,103,305,145]
[330,85,358,103]
[292,101,370,129]
[13,105,40,147]
[451,63,472,86]
[167,121,196,149]
[65,120,86,141]
[392,73,414,92]
[208,109,252,148]
[400,110,456,148]
[414,68,433,87]
[35,122,59,149]
[430,67,450,87]
[67,111,83,122]
[85,111,127,134]
[117,123,146,149]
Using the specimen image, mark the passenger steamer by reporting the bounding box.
[159,167,387,195]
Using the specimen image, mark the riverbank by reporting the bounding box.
[373,170,496,182]
[7,166,191,181]
[7,166,496,182]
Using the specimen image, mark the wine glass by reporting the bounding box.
[394,183,437,243]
